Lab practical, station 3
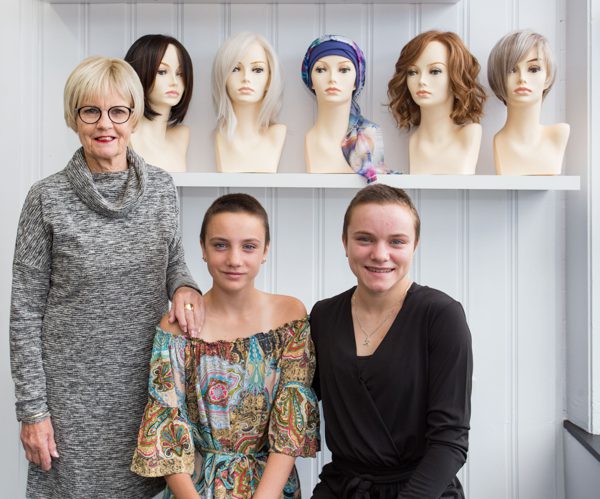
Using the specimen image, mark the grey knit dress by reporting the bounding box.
[10,147,199,498]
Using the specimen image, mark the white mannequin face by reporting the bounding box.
[148,44,184,109]
[311,55,356,105]
[226,42,270,105]
[505,46,549,106]
[406,40,453,108]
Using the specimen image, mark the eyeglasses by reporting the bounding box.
[76,106,133,125]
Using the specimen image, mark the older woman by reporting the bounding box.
[10,56,203,498]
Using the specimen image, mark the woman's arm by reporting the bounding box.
[10,183,59,470]
[165,473,200,499]
[252,453,296,499]
[398,300,473,499]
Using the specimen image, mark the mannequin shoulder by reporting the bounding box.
[544,122,570,144]
[267,123,287,143]
[457,122,482,143]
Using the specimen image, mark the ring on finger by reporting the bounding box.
[184,303,194,311]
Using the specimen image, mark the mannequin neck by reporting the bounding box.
[417,101,458,140]
[136,111,170,139]
[313,100,351,139]
[231,102,262,139]
[503,101,543,139]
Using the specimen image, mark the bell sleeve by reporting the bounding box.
[268,318,320,457]
[131,328,195,477]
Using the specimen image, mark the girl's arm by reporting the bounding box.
[165,473,201,499]
[252,453,296,499]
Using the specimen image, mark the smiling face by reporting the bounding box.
[225,42,270,106]
[406,40,453,109]
[343,202,417,296]
[76,89,134,171]
[201,212,269,292]
[148,44,185,109]
[506,46,548,106]
[310,55,356,105]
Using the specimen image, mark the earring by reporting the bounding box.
[262,258,267,264]
[202,256,207,262]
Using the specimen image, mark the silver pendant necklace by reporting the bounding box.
[352,282,412,347]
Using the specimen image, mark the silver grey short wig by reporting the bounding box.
[487,30,556,105]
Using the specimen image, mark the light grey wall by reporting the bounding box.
[0,1,576,498]
[563,431,600,499]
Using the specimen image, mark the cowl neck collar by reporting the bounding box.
[65,147,147,218]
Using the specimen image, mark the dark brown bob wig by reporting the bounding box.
[387,30,486,130]
[125,34,193,126]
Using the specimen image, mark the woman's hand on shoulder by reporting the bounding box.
[169,286,205,338]
[159,314,184,336]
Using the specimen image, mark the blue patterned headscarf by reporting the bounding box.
[302,34,388,183]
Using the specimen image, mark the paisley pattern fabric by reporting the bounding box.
[132,317,319,498]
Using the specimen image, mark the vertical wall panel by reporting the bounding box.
[467,191,511,499]
[230,4,272,35]
[42,3,84,177]
[88,4,130,57]
[469,0,511,175]
[277,4,319,172]
[182,4,224,171]
[134,3,177,37]
[372,5,412,172]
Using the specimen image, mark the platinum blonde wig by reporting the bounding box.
[64,56,144,131]
[211,32,283,140]
[487,30,556,105]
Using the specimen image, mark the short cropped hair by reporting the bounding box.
[342,184,421,244]
[200,193,271,246]
[388,30,486,130]
[212,32,283,141]
[64,56,144,132]
[487,30,556,105]
[125,34,194,126]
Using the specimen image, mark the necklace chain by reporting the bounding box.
[352,282,412,347]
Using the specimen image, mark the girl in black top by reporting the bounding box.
[310,184,472,499]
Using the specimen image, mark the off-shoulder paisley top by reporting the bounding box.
[131,317,319,498]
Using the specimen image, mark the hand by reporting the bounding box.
[170,286,205,338]
[21,418,59,471]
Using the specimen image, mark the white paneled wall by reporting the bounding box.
[1,0,571,498]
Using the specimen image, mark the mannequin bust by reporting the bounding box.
[125,35,193,173]
[488,30,569,175]
[388,31,486,175]
[301,35,385,182]
[212,32,285,173]
[305,54,356,173]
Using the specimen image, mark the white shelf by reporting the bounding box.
[47,0,459,4]
[171,173,580,190]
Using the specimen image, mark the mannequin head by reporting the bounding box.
[487,30,556,105]
[301,34,366,116]
[64,56,144,132]
[212,32,283,140]
[388,30,486,130]
[125,34,193,126]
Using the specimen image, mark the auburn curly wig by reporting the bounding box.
[387,31,486,130]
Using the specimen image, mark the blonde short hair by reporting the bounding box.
[487,30,556,105]
[211,32,283,141]
[64,56,144,131]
